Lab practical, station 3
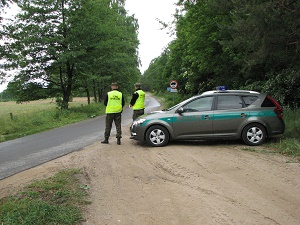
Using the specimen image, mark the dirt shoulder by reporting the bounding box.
[1,125,299,225]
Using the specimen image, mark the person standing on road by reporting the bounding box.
[129,83,145,121]
[101,82,125,145]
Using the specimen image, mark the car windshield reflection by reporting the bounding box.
[164,97,196,111]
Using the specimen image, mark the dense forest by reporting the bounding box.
[1,0,300,109]
[143,0,300,108]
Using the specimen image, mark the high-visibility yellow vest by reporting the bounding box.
[106,90,123,113]
[132,90,145,110]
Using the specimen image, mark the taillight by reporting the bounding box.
[267,96,283,118]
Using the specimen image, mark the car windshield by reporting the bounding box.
[164,96,198,111]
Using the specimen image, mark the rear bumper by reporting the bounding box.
[268,119,285,136]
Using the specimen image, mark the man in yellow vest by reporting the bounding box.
[101,82,125,145]
[129,83,145,121]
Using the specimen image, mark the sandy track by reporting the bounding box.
[1,126,299,225]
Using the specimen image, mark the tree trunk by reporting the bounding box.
[86,89,91,105]
[59,63,73,109]
[92,79,97,103]
[97,81,102,102]
[84,81,91,104]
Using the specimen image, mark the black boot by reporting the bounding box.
[117,138,121,145]
[101,137,109,144]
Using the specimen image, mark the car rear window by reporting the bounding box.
[261,96,276,107]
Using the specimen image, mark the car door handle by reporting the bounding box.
[204,115,212,119]
[240,113,248,117]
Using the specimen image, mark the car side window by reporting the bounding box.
[217,95,243,110]
[242,96,258,106]
[183,96,213,112]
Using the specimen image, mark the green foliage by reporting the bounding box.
[5,81,51,103]
[145,0,300,108]
[0,169,90,225]
[1,0,140,108]
[263,69,300,108]
[69,0,140,99]
[272,138,300,157]
[0,0,11,8]
[281,108,300,139]
[142,49,171,92]
[270,108,300,156]
[0,90,13,101]
[155,90,190,109]
[165,0,241,94]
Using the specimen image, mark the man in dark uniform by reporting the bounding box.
[101,82,125,145]
[129,83,145,121]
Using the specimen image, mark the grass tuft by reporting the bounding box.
[0,169,90,225]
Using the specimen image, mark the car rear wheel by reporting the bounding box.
[145,125,169,147]
[242,123,267,146]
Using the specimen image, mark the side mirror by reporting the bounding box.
[177,107,185,114]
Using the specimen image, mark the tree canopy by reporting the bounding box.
[1,0,140,108]
[2,0,300,108]
[143,0,300,108]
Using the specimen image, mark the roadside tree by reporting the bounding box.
[1,0,139,108]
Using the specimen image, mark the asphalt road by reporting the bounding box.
[0,95,161,180]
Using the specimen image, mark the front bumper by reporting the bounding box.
[130,123,145,141]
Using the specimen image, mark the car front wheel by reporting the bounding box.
[145,125,170,147]
[242,123,267,146]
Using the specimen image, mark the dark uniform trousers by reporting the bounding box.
[104,113,122,138]
[133,109,144,121]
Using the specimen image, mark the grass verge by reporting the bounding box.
[268,108,300,158]
[0,169,90,225]
[0,100,105,142]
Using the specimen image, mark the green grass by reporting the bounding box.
[0,169,90,225]
[271,138,300,156]
[269,108,300,158]
[0,98,105,142]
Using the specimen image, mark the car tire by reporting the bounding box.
[242,123,267,146]
[145,125,170,147]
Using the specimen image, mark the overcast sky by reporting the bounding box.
[0,0,177,92]
[125,0,177,73]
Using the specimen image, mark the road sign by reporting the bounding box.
[170,80,178,89]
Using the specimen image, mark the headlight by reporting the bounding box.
[133,118,146,126]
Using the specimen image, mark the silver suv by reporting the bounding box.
[130,88,285,147]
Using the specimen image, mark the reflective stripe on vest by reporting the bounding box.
[106,90,122,113]
[132,90,145,110]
